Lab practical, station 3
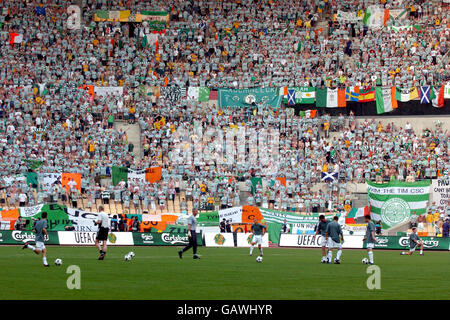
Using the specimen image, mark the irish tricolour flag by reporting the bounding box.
[366,180,430,228]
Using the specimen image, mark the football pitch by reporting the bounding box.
[0,246,448,300]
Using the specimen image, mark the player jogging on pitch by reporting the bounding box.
[313,215,330,263]
[179,209,200,259]
[22,211,49,267]
[325,216,343,264]
[401,227,424,256]
[363,215,377,264]
[95,206,110,260]
[249,217,267,257]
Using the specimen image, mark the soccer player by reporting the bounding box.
[22,211,49,267]
[313,215,330,263]
[179,209,199,259]
[249,217,267,257]
[401,227,424,256]
[325,216,343,264]
[362,215,377,265]
[95,205,110,260]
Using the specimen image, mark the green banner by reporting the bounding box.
[250,177,262,195]
[218,88,282,109]
[22,204,72,231]
[132,232,203,246]
[0,230,59,245]
[267,222,282,244]
[197,212,219,226]
[26,172,38,188]
[112,166,128,186]
[363,236,450,250]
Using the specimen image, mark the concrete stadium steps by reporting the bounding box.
[114,120,142,159]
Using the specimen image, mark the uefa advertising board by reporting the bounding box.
[57,231,133,245]
[0,230,59,245]
[279,234,365,248]
[133,232,203,246]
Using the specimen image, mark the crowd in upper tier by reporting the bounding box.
[0,0,449,213]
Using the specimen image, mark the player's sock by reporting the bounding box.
[327,251,332,262]
[259,248,263,256]
[43,257,48,265]
[99,250,103,255]
[27,245,36,251]
[322,255,326,261]
[420,249,423,254]
[368,251,374,264]
[336,250,342,260]
[250,245,254,255]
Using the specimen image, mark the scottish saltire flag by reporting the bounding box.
[287,89,296,105]
[35,6,46,16]
[321,172,338,183]
[420,86,431,104]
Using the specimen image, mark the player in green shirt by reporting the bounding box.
[250,217,267,257]
[363,215,378,265]
[401,227,424,256]
[325,216,343,264]
[313,215,330,263]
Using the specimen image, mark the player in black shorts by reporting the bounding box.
[95,206,110,260]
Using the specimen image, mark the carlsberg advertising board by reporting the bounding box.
[0,230,59,244]
[133,232,203,246]
[363,236,450,250]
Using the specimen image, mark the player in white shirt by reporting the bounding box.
[94,206,110,260]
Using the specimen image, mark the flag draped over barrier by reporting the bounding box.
[112,166,162,185]
[366,180,431,229]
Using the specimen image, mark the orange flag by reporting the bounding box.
[61,173,82,192]
[241,206,263,223]
[145,167,162,183]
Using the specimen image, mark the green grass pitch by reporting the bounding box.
[1,246,448,300]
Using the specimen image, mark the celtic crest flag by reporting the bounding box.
[366,180,431,228]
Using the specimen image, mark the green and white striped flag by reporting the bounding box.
[366,180,431,228]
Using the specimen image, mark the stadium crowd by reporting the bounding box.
[0,0,449,218]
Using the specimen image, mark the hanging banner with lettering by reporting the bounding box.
[367,180,431,229]
[66,207,99,232]
[431,178,450,207]
[218,88,282,109]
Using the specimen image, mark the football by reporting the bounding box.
[362,258,369,264]
[256,256,263,263]
[54,259,62,266]
[129,251,135,258]
[124,254,131,261]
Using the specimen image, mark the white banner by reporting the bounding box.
[279,234,364,249]
[236,233,269,248]
[0,221,10,230]
[204,232,235,247]
[218,207,242,224]
[94,86,123,97]
[432,178,450,206]
[337,10,362,23]
[2,175,26,186]
[19,204,44,218]
[66,208,99,232]
[40,173,62,189]
[58,231,133,245]
[290,223,316,235]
